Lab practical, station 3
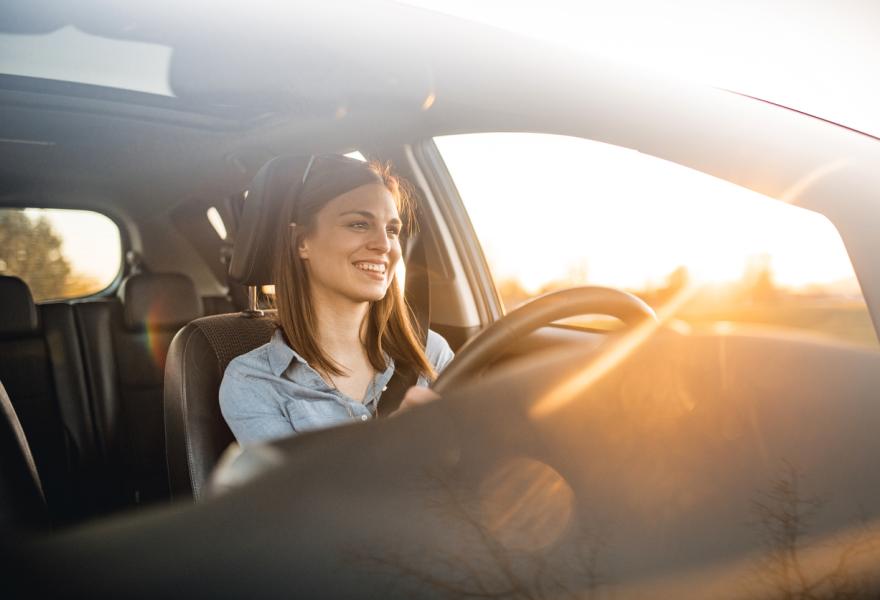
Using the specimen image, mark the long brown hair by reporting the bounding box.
[272,156,435,381]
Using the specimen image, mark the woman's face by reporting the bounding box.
[297,182,402,305]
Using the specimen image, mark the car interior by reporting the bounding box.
[1,1,880,597]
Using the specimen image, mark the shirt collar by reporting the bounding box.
[267,328,397,381]
[267,329,304,376]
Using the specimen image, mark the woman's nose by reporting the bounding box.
[367,229,392,252]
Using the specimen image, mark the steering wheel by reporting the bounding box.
[432,286,657,395]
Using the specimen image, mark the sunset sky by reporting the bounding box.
[436,133,858,294]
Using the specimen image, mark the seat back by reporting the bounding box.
[164,156,308,501]
[75,272,202,507]
[164,313,275,500]
[0,276,92,523]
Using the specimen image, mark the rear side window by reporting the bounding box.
[0,208,122,301]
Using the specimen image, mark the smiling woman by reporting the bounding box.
[219,155,454,445]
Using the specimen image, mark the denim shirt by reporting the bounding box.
[219,329,454,446]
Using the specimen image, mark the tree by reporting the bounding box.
[748,462,879,599]
[0,210,72,301]
[741,253,779,305]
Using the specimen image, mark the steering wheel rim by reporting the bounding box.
[432,286,657,395]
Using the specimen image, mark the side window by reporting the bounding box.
[435,133,878,347]
[0,208,122,301]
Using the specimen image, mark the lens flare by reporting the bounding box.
[478,457,574,551]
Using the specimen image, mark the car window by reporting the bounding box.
[435,133,878,347]
[0,207,122,301]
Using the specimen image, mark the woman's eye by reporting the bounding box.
[349,221,369,230]
[387,226,401,237]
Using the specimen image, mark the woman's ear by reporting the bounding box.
[291,223,309,259]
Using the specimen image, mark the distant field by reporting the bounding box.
[555,300,879,348]
[680,301,878,347]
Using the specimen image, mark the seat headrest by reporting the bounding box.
[0,276,38,335]
[118,273,202,331]
[229,154,381,286]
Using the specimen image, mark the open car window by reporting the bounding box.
[435,133,878,348]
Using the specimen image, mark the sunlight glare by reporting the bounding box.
[530,283,698,419]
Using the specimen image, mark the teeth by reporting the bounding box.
[355,262,386,273]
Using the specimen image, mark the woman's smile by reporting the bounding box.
[353,261,388,280]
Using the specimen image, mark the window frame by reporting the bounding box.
[411,139,505,326]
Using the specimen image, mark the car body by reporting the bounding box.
[1,1,879,598]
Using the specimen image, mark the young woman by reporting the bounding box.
[220,155,453,446]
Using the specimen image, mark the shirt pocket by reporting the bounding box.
[285,399,350,434]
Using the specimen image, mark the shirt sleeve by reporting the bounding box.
[417,329,455,387]
[219,361,296,446]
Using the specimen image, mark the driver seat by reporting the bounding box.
[164,155,309,500]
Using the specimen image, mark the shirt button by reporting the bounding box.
[382,385,388,392]
[360,415,369,421]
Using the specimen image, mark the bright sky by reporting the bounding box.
[26,209,122,285]
[435,133,857,293]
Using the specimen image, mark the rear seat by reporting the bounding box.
[75,271,202,507]
[1,269,209,519]
[0,275,102,524]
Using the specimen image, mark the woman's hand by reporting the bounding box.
[390,386,441,416]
